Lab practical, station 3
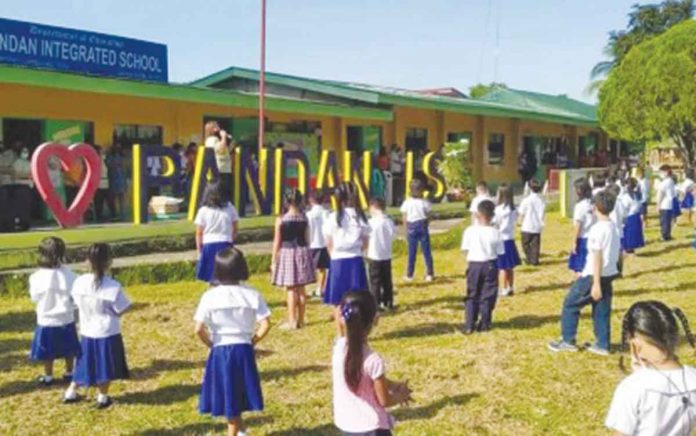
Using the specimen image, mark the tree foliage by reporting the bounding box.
[469,82,507,99]
[598,20,696,166]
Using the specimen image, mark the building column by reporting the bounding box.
[473,115,486,182]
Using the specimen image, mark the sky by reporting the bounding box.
[1,0,658,103]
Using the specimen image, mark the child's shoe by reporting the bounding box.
[547,340,579,353]
[424,275,434,282]
[402,276,413,282]
[37,375,53,386]
[63,386,78,404]
[585,343,610,357]
[96,394,113,409]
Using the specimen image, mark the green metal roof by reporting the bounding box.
[192,66,599,127]
[0,65,393,121]
[476,87,597,122]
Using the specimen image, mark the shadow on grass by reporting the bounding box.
[624,262,696,280]
[378,322,459,340]
[0,379,45,399]
[402,295,463,311]
[268,422,338,435]
[140,416,273,435]
[119,383,199,405]
[495,314,560,330]
[261,364,328,381]
[0,338,28,354]
[618,280,696,297]
[638,241,693,258]
[394,392,479,421]
[129,359,198,380]
[0,311,34,332]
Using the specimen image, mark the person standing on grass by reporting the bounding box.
[605,301,696,436]
[204,121,233,204]
[367,197,396,311]
[271,189,315,330]
[28,237,80,386]
[400,179,434,282]
[622,178,645,254]
[322,182,371,310]
[64,243,131,408]
[678,168,695,225]
[671,173,682,226]
[469,181,492,225]
[492,184,521,297]
[548,190,620,356]
[332,291,412,436]
[518,179,545,266]
[568,178,595,276]
[460,200,505,334]
[306,190,331,298]
[195,248,272,436]
[194,181,240,283]
[656,165,677,241]
[636,167,650,228]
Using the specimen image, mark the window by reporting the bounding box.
[347,125,383,154]
[487,133,505,165]
[405,128,428,153]
[578,133,598,157]
[113,124,163,148]
[447,132,472,144]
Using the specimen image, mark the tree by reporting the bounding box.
[469,82,507,99]
[587,0,693,94]
[598,20,696,167]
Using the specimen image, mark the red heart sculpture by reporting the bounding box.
[31,142,102,228]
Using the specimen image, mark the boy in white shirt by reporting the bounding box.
[460,200,505,334]
[548,190,621,356]
[306,191,331,297]
[367,198,396,310]
[656,165,677,241]
[518,179,546,266]
[635,167,650,226]
[400,179,434,282]
[469,181,491,225]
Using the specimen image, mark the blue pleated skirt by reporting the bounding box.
[196,241,233,282]
[323,256,368,306]
[497,239,521,270]
[73,334,129,386]
[682,192,695,209]
[672,198,682,218]
[29,322,81,361]
[623,213,645,251]
[568,238,588,272]
[199,343,263,419]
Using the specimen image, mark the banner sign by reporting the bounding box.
[0,17,168,82]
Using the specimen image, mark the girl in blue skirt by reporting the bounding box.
[492,184,520,297]
[195,181,240,282]
[679,168,694,225]
[28,237,80,386]
[622,178,645,253]
[195,247,272,436]
[568,178,594,275]
[64,243,131,408]
[322,181,371,309]
[671,173,682,224]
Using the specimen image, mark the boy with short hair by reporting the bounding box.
[518,179,545,266]
[548,190,621,356]
[367,197,396,310]
[460,200,505,334]
[469,181,491,225]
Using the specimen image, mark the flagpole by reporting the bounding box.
[258,0,267,153]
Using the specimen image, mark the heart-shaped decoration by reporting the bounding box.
[31,142,102,228]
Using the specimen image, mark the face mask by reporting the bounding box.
[20,150,29,160]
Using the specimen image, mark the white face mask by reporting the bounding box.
[20,150,29,160]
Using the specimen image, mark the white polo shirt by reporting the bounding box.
[400,198,431,223]
[611,195,627,232]
[460,224,505,262]
[518,193,546,234]
[367,214,396,261]
[606,366,696,436]
[29,267,77,327]
[573,198,595,239]
[638,178,650,204]
[193,284,271,346]
[658,177,676,210]
[306,204,329,249]
[71,274,131,338]
[323,208,371,260]
[492,204,517,241]
[581,220,620,278]
[194,204,239,244]
[205,136,232,174]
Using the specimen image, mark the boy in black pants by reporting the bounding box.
[367,198,396,310]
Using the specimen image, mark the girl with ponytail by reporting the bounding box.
[606,301,696,435]
[332,292,412,435]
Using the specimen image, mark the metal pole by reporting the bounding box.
[258,0,267,153]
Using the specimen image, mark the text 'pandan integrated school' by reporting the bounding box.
[0,16,623,219]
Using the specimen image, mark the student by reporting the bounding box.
[271,189,315,329]
[518,179,546,266]
[461,200,505,334]
[367,197,396,310]
[568,178,595,274]
[469,181,491,225]
[622,178,645,253]
[671,174,682,225]
[591,172,607,197]
[636,167,650,226]
[322,182,371,308]
[605,301,696,436]
[607,184,627,253]
[678,168,695,225]
[195,181,240,282]
[492,184,521,297]
[306,190,331,297]
[400,179,434,282]
[64,243,131,408]
[548,190,620,356]
[656,165,677,241]
[28,237,80,386]
[332,291,412,435]
[195,248,272,436]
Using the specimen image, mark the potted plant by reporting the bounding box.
[437,140,473,202]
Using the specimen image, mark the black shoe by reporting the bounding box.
[96,397,113,409]
[37,375,54,386]
[459,326,475,335]
[62,374,73,383]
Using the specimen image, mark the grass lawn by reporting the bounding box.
[0,203,465,252]
[0,213,694,435]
